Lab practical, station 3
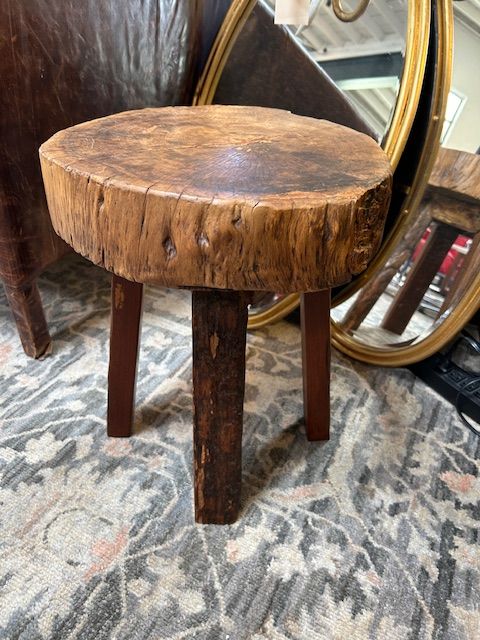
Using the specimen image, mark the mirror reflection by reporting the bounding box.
[333,1,480,348]
[266,0,407,141]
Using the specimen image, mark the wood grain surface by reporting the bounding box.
[1,0,229,357]
[429,148,480,203]
[40,106,391,292]
[192,289,249,524]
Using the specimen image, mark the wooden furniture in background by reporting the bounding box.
[382,149,480,333]
[342,148,480,335]
[40,105,391,524]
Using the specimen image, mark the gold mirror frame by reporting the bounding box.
[195,1,466,367]
[332,0,459,366]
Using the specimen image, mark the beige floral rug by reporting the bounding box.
[0,255,478,640]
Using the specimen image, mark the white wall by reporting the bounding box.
[443,21,480,152]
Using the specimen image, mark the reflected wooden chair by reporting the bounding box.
[382,149,480,334]
[342,149,480,335]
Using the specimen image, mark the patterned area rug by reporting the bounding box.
[0,255,479,640]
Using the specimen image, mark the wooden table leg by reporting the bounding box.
[301,289,331,441]
[4,280,51,358]
[381,224,459,335]
[107,274,143,437]
[192,290,249,524]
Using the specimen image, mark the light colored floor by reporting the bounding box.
[332,289,434,346]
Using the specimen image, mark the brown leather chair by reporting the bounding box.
[0,0,230,357]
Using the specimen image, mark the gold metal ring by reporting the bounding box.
[332,0,370,23]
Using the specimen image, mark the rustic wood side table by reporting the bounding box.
[40,106,391,524]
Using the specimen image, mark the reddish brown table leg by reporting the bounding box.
[107,274,143,437]
[301,289,331,441]
[192,290,249,524]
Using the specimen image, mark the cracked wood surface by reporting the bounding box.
[39,105,392,292]
[192,289,249,524]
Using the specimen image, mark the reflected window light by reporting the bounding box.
[441,89,466,143]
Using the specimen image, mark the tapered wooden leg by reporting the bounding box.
[381,223,459,335]
[301,289,331,441]
[4,281,51,358]
[192,290,249,525]
[107,275,143,437]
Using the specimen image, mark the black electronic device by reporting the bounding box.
[409,330,480,436]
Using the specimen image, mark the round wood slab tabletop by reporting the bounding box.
[40,105,392,291]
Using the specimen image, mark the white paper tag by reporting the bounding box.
[274,0,310,25]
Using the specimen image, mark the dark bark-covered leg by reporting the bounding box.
[301,289,331,441]
[4,280,51,358]
[107,275,143,437]
[192,289,249,525]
